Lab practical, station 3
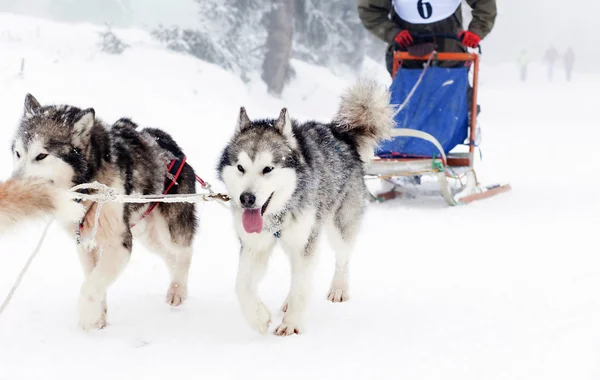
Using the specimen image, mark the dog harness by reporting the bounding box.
[131,155,187,228]
[77,155,188,241]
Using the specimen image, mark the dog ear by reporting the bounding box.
[274,108,293,138]
[236,107,251,132]
[24,94,41,117]
[72,108,95,146]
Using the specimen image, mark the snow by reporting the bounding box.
[0,13,599,380]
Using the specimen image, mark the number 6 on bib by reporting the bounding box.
[417,0,433,19]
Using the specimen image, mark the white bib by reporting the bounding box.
[392,0,461,24]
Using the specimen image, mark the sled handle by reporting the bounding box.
[394,33,482,53]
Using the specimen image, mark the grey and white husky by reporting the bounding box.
[10,94,197,330]
[217,80,395,335]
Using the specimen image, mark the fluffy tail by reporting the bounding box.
[0,178,84,234]
[333,78,396,161]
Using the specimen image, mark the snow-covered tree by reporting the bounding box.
[99,24,129,54]
[152,0,270,82]
[293,1,368,71]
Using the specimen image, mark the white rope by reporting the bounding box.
[70,182,230,205]
[77,201,104,250]
[0,218,53,316]
[395,52,434,114]
[70,181,230,248]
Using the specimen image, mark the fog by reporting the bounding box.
[480,0,600,72]
[0,0,597,72]
[0,1,599,378]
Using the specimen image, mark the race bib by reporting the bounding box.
[392,0,461,24]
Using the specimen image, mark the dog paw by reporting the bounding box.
[242,302,271,335]
[274,321,301,336]
[327,287,349,303]
[78,297,107,331]
[166,282,187,307]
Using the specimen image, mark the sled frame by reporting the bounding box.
[367,51,511,206]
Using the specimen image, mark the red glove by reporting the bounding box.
[394,30,413,48]
[459,31,481,48]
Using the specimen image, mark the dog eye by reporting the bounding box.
[35,153,48,161]
[237,165,245,173]
[15,151,21,159]
[262,166,274,174]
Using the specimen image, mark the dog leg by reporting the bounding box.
[77,245,98,276]
[77,246,107,321]
[165,245,192,307]
[325,221,355,303]
[280,298,289,313]
[78,242,129,330]
[325,198,363,303]
[236,239,274,335]
[138,214,194,307]
[275,230,319,336]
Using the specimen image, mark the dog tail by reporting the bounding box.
[333,78,395,161]
[0,178,84,234]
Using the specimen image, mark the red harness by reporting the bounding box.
[78,155,205,238]
[131,155,187,228]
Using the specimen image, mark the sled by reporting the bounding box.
[365,49,511,206]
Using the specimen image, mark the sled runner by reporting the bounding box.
[366,42,510,206]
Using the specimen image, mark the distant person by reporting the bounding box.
[357,0,497,75]
[518,50,530,82]
[544,46,559,82]
[563,47,575,81]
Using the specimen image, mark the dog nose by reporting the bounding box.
[240,192,256,208]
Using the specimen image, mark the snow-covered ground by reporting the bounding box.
[0,13,598,380]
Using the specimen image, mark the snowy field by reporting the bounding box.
[0,13,599,380]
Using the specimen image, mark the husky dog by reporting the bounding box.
[11,94,197,330]
[0,177,84,234]
[217,80,394,335]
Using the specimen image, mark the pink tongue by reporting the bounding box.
[242,209,263,233]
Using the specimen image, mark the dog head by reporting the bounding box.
[11,94,99,188]
[218,107,300,234]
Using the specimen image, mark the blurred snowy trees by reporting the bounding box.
[99,24,129,54]
[0,0,386,94]
[151,0,384,95]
